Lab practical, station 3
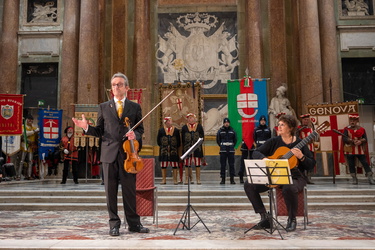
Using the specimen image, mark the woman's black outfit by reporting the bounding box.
[244,136,315,230]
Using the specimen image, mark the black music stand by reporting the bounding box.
[173,138,211,235]
[243,159,292,239]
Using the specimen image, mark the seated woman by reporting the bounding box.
[244,114,315,232]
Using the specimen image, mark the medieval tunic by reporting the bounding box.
[21,124,38,153]
[343,125,371,174]
[157,125,181,167]
[60,135,79,183]
[297,126,314,152]
[60,136,79,161]
[343,126,367,155]
[181,122,204,165]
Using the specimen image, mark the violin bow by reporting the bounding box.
[127,89,175,132]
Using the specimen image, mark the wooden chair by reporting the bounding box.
[136,158,158,227]
[274,186,308,229]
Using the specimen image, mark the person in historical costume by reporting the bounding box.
[268,85,296,130]
[181,113,204,185]
[297,114,317,184]
[72,72,149,236]
[60,126,79,184]
[342,114,374,185]
[19,114,39,180]
[157,117,181,185]
[244,115,315,232]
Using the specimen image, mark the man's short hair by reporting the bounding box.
[111,72,129,86]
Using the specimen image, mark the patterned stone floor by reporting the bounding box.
[1,208,374,241]
[1,178,375,249]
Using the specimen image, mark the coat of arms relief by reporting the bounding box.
[156,12,239,93]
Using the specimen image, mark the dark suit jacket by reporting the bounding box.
[85,98,144,163]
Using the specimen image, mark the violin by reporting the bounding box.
[120,89,176,173]
[123,117,144,174]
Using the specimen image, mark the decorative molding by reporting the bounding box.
[18,30,62,35]
[202,94,227,99]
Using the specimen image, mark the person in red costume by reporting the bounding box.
[297,114,316,184]
[60,126,79,184]
[343,114,374,185]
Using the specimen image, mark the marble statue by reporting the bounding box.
[268,85,296,129]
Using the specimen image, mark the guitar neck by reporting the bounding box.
[283,132,317,159]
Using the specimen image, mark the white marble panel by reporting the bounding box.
[19,36,60,56]
[340,30,375,51]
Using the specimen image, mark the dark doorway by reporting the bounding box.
[342,58,375,105]
[21,63,58,108]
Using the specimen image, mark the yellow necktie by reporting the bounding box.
[117,101,123,118]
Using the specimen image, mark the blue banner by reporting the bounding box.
[37,109,63,160]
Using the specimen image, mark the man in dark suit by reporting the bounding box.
[72,72,149,236]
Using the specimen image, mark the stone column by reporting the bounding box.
[245,0,263,78]
[133,0,152,149]
[112,0,127,74]
[299,0,323,108]
[60,0,80,123]
[318,0,341,103]
[0,0,19,94]
[269,0,288,94]
[77,0,99,104]
[97,0,106,104]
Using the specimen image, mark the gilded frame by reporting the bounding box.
[159,82,202,130]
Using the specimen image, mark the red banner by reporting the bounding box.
[127,89,143,104]
[307,101,359,175]
[0,94,24,135]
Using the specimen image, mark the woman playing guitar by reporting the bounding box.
[244,114,316,232]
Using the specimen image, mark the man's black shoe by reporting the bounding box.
[109,227,120,236]
[128,225,150,233]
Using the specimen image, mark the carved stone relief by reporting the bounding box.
[26,0,58,24]
[156,12,239,95]
[339,0,374,18]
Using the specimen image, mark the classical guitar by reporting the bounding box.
[268,121,330,169]
[332,129,358,153]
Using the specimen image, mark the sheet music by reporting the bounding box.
[244,160,269,184]
[265,159,293,185]
[245,159,293,185]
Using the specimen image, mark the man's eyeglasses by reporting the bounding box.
[112,83,124,88]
